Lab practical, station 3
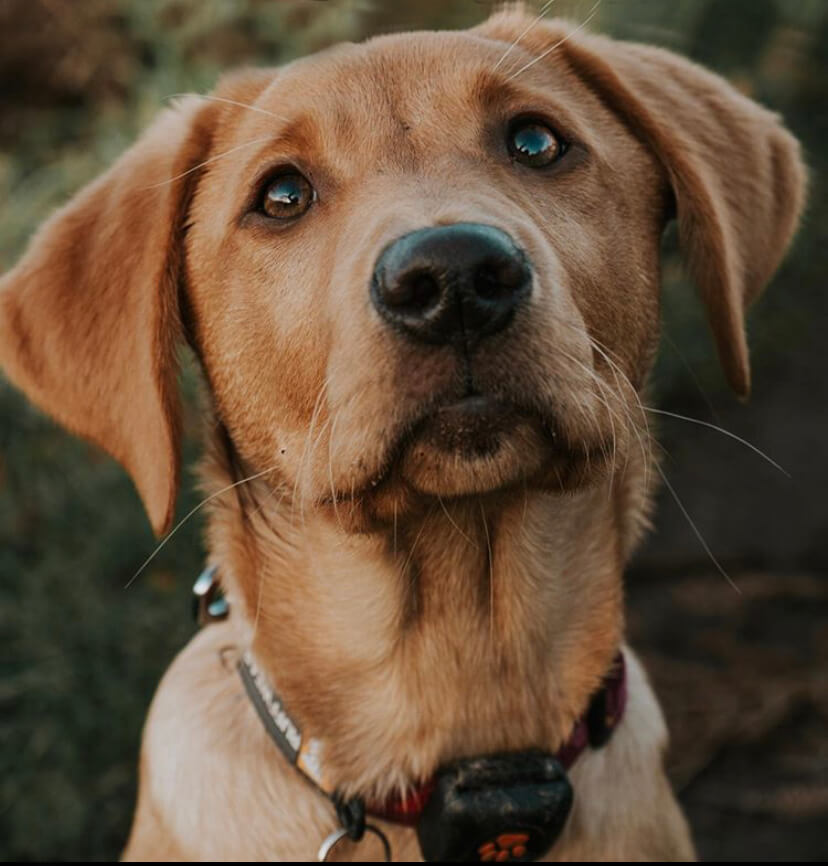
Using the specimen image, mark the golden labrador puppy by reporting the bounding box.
[0,6,805,862]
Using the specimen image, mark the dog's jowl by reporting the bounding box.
[0,6,805,862]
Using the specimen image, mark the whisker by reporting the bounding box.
[506,0,602,82]
[522,477,529,529]
[589,366,621,486]
[393,501,398,559]
[142,135,274,189]
[124,464,279,588]
[248,483,292,645]
[661,330,720,423]
[163,92,288,122]
[655,461,740,594]
[327,411,346,534]
[297,412,332,529]
[251,549,268,643]
[492,0,558,72]
[437,494,478,548]
[586,334,652,484]
[295,379,331,526]
[401,509,431,600]
[480,503,496,643]
[644,407,790,477]
[556,322,653,489]
[557,345,631,479]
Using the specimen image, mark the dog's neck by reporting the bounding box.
[202,435,650,799]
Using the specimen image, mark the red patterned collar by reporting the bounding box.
[195,565,628,858]
[366,652,627,825]
[238,647,627,827]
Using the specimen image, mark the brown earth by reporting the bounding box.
[629,570,828,861]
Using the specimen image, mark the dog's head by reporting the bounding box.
[0,9,806,537]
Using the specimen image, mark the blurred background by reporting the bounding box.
[0,0,825,860]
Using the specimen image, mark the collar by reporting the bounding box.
[238,647,626,828]
[194,566,627,842]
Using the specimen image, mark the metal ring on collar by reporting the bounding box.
[317,824,392,862]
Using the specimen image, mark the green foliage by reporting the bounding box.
[0,370,206,858]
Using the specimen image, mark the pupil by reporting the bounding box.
[261,171,313,219]
[516,126,550,156]
[271,179,301,205]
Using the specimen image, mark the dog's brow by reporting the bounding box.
[238,114,324,168]
[269,115,322,154]
[472,67,524,111]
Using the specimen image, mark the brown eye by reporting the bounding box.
[508,119,565,167]
[261,171,315,219]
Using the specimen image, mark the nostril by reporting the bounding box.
[473,256,528,301]
[474,264,504,301]
[386,269,442,312]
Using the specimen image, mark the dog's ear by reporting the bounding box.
[0,96,217,535]
[478,12,807,397]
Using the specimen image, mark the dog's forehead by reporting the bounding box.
[271,30,510,105]
[240,30,577,162]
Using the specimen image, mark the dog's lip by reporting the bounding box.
[328,393,552,503]
[435,393,505,417]
[433,394,512,422]
[321,390,611,508]
[411,394,527,454]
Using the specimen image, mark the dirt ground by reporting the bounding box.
[628,569,828,861]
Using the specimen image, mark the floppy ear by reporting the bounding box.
[0,96,216,535]
[479,12,807,397]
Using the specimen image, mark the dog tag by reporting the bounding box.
[416,751,573,862]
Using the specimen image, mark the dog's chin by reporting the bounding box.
[398,396,552,497]
[317,396,614,531]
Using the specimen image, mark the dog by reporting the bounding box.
[0,5,805,861]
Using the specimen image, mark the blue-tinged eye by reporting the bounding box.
[260,171,315,219]
[508,118,565,167]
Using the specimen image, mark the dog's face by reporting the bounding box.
[0,9,805,537]
[187,30,664,525]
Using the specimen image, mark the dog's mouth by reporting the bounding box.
[317,387,617,520]
[371,390,613,502]
[407,394,531,455]
[397,394,550,497]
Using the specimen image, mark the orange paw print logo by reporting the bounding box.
[478,832,530,862]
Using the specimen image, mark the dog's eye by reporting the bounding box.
[507,119,565,168]
[260,172,315,220]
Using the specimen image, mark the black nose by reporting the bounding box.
[371,223,531,347]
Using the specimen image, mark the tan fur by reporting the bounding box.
[0,7,805,861]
